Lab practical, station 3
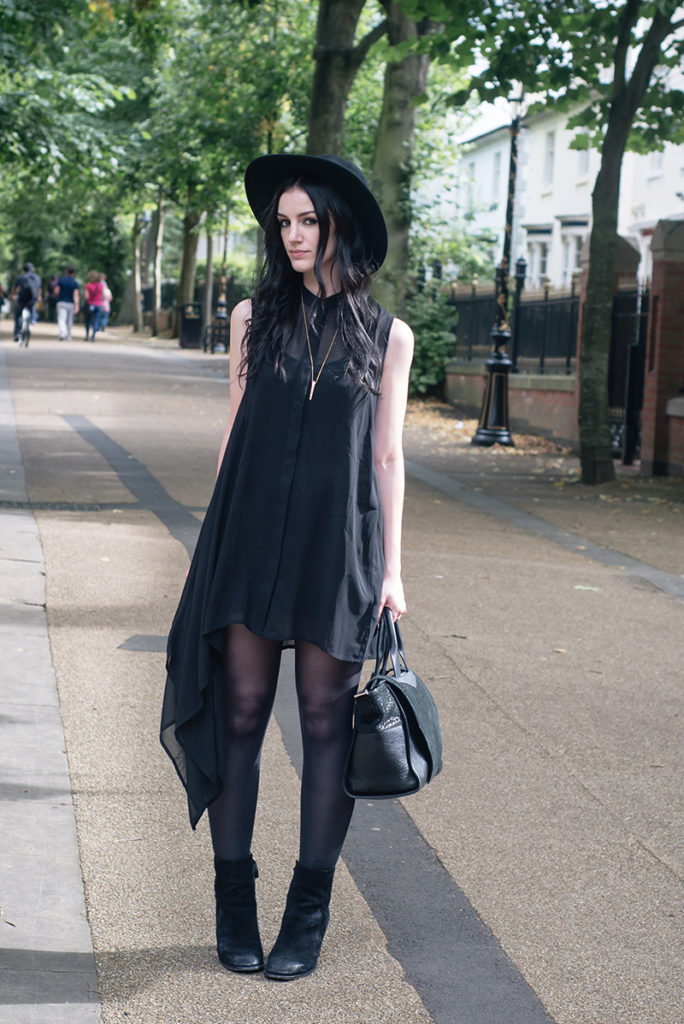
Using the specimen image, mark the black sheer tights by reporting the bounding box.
[208,624,361,871]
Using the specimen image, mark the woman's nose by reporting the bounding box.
[288,222,301,242]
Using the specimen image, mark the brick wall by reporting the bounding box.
[640,220,684,477]
[445,363,578,446]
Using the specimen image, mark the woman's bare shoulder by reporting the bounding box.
[232,298,252,325]
[387,316,414,357]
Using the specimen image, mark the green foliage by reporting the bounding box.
[0,0,317,293]
[137,0,317,215]
[405,281,459,396]
[397,0,684,156]
[0,0,136,172]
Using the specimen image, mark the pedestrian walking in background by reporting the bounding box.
[83,270,103,341]
[99,274,112,333]
[12,262,41,341]
[55,267,80,341]
[0,281,9,336]
[161,154,413,981]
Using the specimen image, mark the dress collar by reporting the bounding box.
[302,285,341,312]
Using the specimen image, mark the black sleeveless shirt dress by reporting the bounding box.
[161,289,395,826]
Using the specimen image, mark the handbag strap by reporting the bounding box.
[374,607,407,678]
[393,616,409,671]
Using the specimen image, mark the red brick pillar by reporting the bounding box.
[641,219,684,477]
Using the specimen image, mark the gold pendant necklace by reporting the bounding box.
[301,291,339,400]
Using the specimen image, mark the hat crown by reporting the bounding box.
[313,154,371,188]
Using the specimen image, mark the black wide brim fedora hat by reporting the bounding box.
[244,153,388,271]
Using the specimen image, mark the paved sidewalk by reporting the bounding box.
[0,340,101,1023]
[1,322,682,1024]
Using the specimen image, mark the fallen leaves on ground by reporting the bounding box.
[404,398,572,455]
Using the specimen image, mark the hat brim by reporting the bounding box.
[244,154,388,271]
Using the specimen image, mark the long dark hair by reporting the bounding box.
[242,176,382,392]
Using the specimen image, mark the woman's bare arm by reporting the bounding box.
[373,316,414,620]
[217,298,251,473]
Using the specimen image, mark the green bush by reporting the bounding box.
[405,282,459,397]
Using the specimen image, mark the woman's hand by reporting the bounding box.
[378,573,407,622]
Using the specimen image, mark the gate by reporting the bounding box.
[609,289,649,463]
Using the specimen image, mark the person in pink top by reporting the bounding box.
[99,274,113,333]
[84,269,104,341]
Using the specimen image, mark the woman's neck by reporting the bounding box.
[302,268,340,297]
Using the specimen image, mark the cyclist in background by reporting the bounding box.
[12,262,41,341]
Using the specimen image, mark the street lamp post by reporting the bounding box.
[472,98,524,447]
[511,255,527,372]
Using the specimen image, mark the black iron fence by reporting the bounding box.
[449,282,579,374]
[513,290,579,374]
[449,278,650,462]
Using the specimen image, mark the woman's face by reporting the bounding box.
[277,186,337,282]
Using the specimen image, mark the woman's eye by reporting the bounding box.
[304,218,317,226]
[278,220,289,229]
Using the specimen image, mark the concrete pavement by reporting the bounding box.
[1,321,682,1024]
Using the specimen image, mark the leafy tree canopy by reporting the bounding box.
[0,0,138,172]
[397,0,684,152]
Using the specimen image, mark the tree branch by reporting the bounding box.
[623,8,676,119]
[351,18,388,70]
[613,0,642,96]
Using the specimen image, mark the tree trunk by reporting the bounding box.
[202,221,214,338]
[370,4,432,315]
[131,213,144,333]
[578,8,675,483]
[151,195,166,337]
[172,206,204,337]
[307,0,386,154]
[578,141,625,484]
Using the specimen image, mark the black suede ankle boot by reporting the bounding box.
[214,854,264,972]
[264,861,335,981]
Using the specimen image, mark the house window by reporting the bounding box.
[492,151,502,205]
[539,242,549,278]
[562,237,572,286]
[544,131,555,187]
[649,150,664,177]
[574,235,584,270]
[577,146,590,177]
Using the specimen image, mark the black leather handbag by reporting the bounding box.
[344,609,442,799]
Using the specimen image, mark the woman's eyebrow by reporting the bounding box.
[277,209,316,218]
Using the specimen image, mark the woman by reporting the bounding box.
[99,274,113,332]
[83,269,103,341]
[161,154,413,981]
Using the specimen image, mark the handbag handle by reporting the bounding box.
[375,607,408,678]
[393,616,409,670]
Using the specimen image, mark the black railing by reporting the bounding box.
[450,288,497,363]
[449,283,579,374]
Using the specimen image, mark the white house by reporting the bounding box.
[457,104,684,289]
